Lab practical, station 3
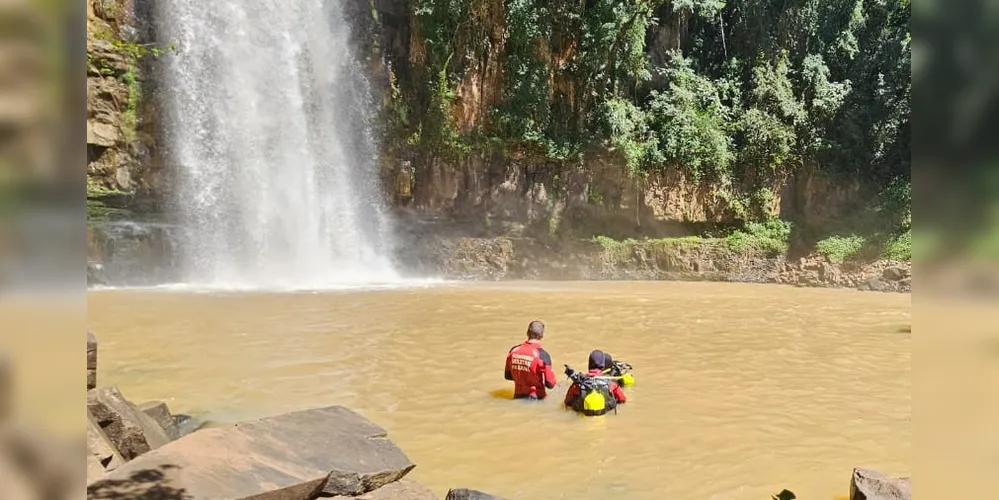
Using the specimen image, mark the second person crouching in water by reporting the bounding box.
[563,349,627,416]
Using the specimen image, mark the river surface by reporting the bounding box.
[86,281,910,500]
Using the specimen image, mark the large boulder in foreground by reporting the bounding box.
[87,405,416,500]
[446,488,513,500]
[850,468,910,500]
[87,386,172,461]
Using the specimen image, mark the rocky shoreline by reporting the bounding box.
[86,217,911,292]
[396,234,912,293]
[86,331,510,500]
[84,331,910,500]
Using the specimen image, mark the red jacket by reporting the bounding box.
[563,369,627,407]
[504,340,557,399]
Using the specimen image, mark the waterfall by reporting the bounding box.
[154,0,398,289]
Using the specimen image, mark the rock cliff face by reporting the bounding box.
[86,0,163,213]
[347,0,875,239]
[84,0,908,287]
[86,0,871,235]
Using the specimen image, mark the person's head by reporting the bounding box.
[588,349,607,370]
[526,320,545,340]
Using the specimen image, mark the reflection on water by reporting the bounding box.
[86,281,910,500]
[488,387,515,400]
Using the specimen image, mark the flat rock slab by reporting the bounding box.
[87,405,416,500]
[446,488,513,500]
[850,468,911,500]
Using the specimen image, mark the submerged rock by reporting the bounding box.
[87,405,416,500]
[772,489,796,500]
[850,467,910,500]
[173,413,198,439]
[445,488,513,500]
[192,418,225,432]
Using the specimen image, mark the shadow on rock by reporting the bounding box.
[87,465,190,500]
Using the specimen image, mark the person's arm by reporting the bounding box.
[564,384,578,406]
[612,382,627,403]
[539,349,557,389]
[504,350,513,381]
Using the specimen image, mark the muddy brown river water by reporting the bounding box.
[86,281,910,500]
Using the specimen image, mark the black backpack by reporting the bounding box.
[565,366,618,416]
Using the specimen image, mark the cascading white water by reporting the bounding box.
[154,0,399,289]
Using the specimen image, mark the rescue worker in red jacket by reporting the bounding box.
[504,320,557,400]
[563,349,627,414]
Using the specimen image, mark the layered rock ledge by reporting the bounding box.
[397,235,912,293]
[87,219,912,291]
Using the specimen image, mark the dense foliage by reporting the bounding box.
[397,0,910,230]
